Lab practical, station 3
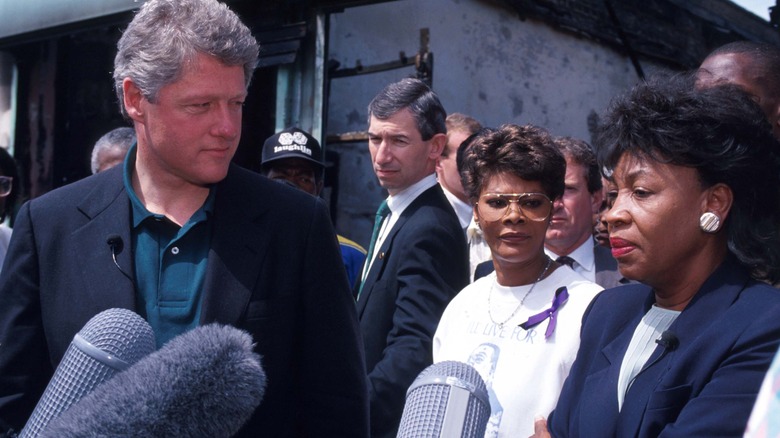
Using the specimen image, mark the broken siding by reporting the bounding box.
[501,0,780,68]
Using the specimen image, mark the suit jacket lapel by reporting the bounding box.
[667,258,747,346]
[72,168,136,311]
[68,165,275,326]
[617,258,748,435]
[199,166,271,325]
[356,209,409,317]
[578,295,650,438]
[356,185,441,316]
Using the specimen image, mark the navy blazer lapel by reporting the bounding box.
[200,166,271,325]
[573,298,645,438]
[356,207,409,317]
[72,168,136,311]
[617,259,748,436]
[356,185,441,316]
[619,344,672,436]
[666,258,748,347]
[601,289,655,365]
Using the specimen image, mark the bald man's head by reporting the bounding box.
[697,41,780,139]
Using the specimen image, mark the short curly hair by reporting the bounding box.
[459,124,566,204]
[597,73,780,282]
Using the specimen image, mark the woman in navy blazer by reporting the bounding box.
[534,74,780,437]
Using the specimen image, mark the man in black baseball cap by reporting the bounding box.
[261,127,367,287]
[261,127,324,195]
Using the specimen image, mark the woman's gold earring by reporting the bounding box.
[699,212,721,233]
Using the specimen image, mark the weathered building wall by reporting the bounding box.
[325,0,668,247]
[0,0,772,246]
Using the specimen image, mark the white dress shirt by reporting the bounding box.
[440,185,473,232]
[545,238,597,283]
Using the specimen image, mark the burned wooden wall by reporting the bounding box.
[502,0,780,69]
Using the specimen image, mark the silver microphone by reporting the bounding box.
[397,361,490,438]
[19,308,155,437]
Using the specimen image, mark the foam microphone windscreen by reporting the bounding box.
[41,323,266,438]
[397,361,490,438]
[19,308,155,438]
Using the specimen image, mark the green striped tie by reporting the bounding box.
[357,200,390,300]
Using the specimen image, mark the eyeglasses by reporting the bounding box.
[0,177,12,197]
[476,192,552,222]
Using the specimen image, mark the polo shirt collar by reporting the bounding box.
[122,143,216,228]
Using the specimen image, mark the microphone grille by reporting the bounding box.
[79,308,156,364]
[20,309,155,438]
[398,361,489,438]
[416,360,486,383]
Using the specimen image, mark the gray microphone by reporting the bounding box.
[397,361,490,438]
[19,308,155,438]
[41,324,266,438]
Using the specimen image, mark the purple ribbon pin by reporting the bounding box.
[519,286,569,339]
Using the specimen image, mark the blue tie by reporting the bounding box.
[357,200,390,299]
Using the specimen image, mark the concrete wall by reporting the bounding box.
[325,0,669,247]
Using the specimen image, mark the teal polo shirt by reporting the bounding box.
[123,144,215,347]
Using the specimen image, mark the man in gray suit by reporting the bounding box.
[544,136,627,289]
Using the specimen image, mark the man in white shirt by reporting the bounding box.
[434,113,491,280]
[436,113,481,231]
[545,136,626,289]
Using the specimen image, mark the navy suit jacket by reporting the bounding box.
[548,257,780,437]
[0,164,369,437]
[357,184,468,437]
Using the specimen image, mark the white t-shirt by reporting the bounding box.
[433,266,603,437]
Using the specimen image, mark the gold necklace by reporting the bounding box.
[488,257,552,329]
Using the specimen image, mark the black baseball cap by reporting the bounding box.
[261,127,324,168]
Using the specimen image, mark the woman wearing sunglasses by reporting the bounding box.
[432,124,602,437]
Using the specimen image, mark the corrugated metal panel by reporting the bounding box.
[0,0,144,40]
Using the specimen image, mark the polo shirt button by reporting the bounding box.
[171,247,179,255]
